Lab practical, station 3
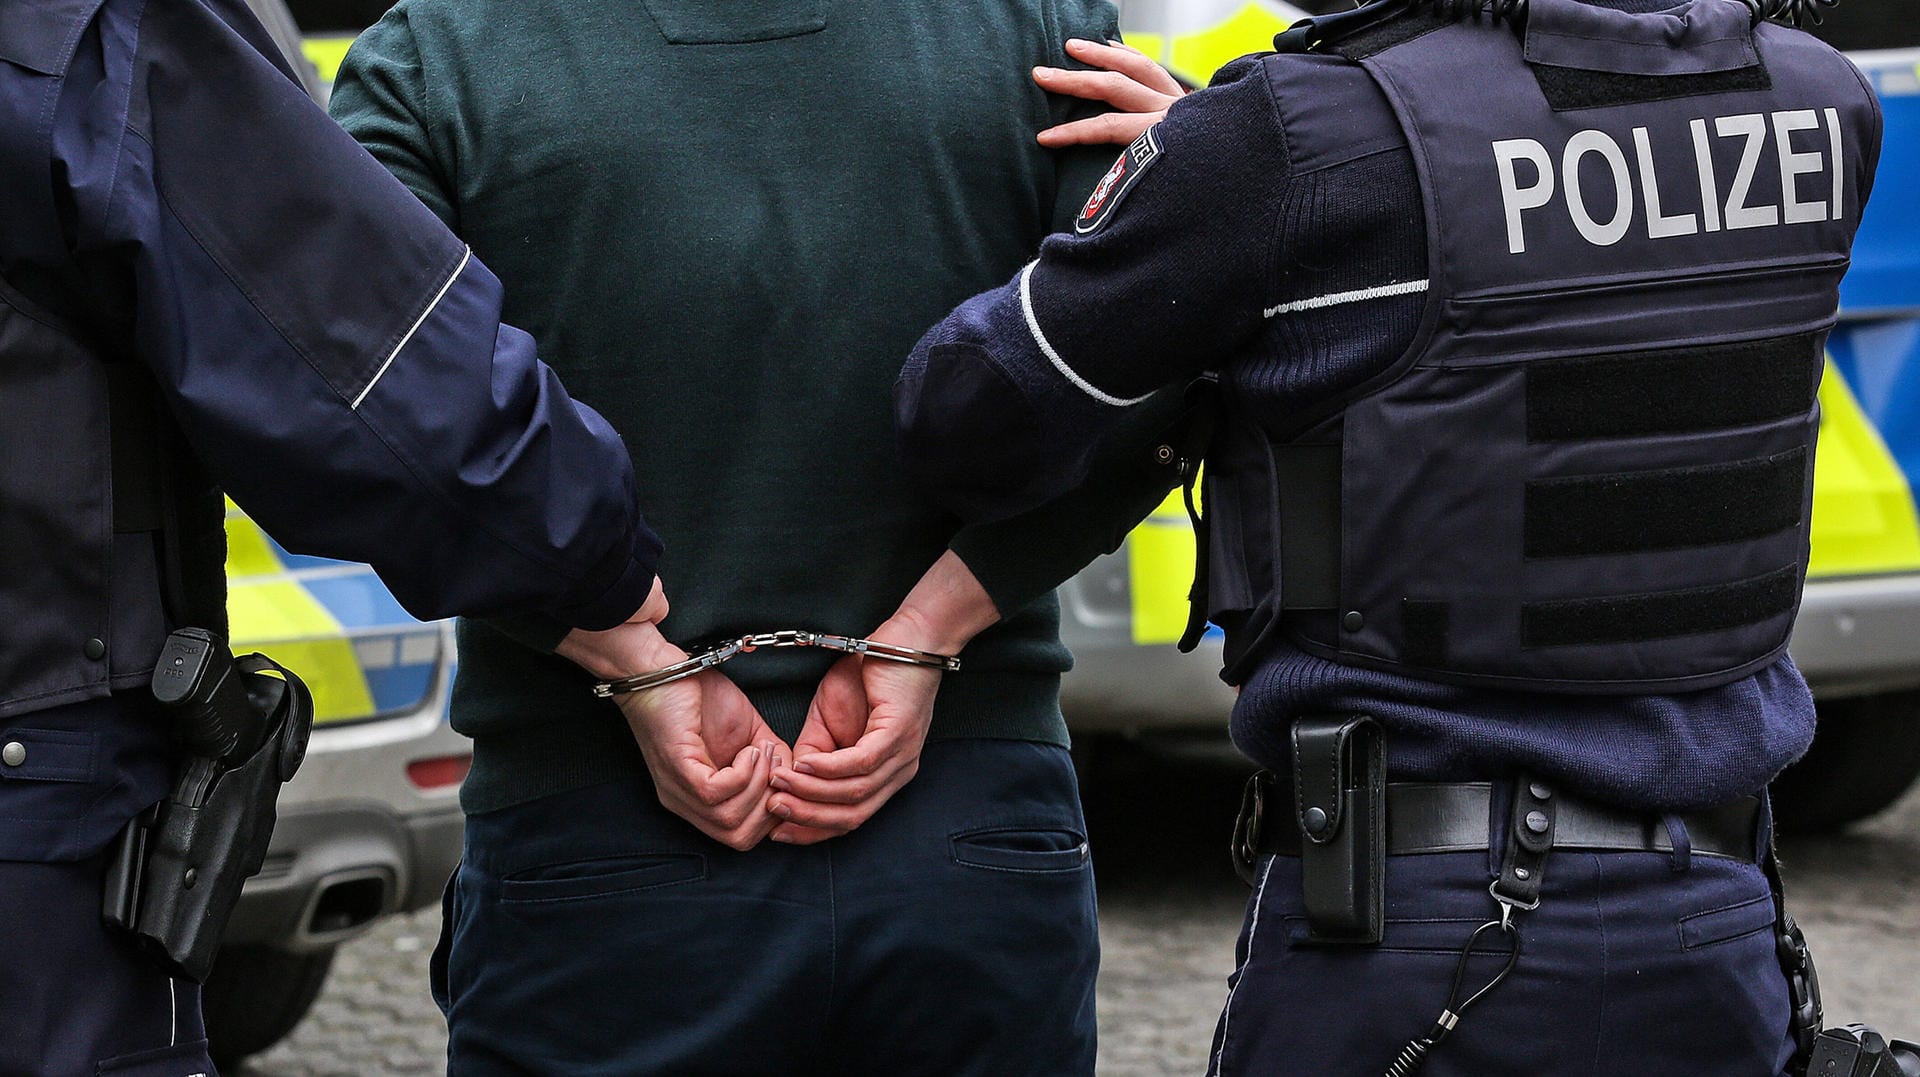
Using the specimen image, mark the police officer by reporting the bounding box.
[896,1,1882,1072]
[0,1,678,1073]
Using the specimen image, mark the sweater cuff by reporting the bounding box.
[948,387,1189,617]
[948,527,1066,620]
[544,518,664,633]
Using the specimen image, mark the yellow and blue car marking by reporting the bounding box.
[1815,49,1920,578]
[226,503,446,726]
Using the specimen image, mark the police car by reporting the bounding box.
[1063,0,1920,835]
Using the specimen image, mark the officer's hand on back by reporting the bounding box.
[1033,38,1186,148]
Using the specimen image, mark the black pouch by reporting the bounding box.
[1291,714,1385,943]
[1231,770,1274,886]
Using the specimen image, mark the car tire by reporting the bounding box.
[203,943,336,1070]
[1771,691,1920,834]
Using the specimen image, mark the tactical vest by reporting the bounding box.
[1197,0,1877,693]
[0,0,226,720]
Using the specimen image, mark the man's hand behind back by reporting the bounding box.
[557,581,787,851]
[768,652,943,843]
[615,662,787,851]
[768,551,999,844]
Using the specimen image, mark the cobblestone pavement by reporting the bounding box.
[239,744,1920,1077]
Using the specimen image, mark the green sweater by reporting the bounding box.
[332,0,1176,812]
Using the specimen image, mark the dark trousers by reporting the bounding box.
[1207,816,1796,1076]
[0,855,214,1077]
[434,739,1099,1076]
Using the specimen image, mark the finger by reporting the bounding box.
[1036,111,1166,149]
[770,767,887,805]
[789,732,893,780]
[1064,37,1185,96]
[678,742,759,807]
[682,742,780,845]
[654,785,744,847]
[766,794,894,834]
[716,739,780,827]
[817,655,871,748]
[790,707,837,758]
[1031,67,1176,114]
[636,575,670,623]
[769,822,841,846]
[716,739,777,822]
[775,706,837,779]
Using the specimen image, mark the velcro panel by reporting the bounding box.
[1530,63,1770,112]
[1522,565,1800,648]
[1526,448,1806,558]
[1332,8,1456,59]
[1528,336,1816,443]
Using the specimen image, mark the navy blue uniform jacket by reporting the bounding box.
[0,0,659,860]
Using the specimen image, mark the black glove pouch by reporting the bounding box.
[1292,714,1385,944]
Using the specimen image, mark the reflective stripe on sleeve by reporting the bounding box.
[350,247,473,410]
[1262,279,1429,319]
[1019,261,1156,408]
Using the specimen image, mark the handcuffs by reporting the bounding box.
[591,630,962,698]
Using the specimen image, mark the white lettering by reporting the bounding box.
[1825,107,1845,221]
[1634,127,1697,239]
[1563,130,1633,246]
[1773,109,1827,225]
[1690,117,1723,232]
[1494,109,1845,254]
[1717,113,1780,230]
[1493,138,1555,254]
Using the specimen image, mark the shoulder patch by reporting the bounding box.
[1074,126,1162,235]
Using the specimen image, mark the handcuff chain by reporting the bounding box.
[591,629,961,698]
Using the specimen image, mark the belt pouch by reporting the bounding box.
[1291,714,1385,943]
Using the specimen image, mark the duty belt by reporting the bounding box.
[1242,779,1761,863]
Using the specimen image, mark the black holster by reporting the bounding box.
[1291,715,1386,944]
[1806,1026,1920,1077]
[104,634,313,983]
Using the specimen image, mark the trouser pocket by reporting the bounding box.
[429,864,460,1016]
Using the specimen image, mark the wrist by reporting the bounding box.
[881,551,1001,656]
[872,607,972,659]
[557,618,689,682]
[624,620,690,672]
